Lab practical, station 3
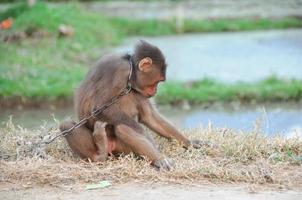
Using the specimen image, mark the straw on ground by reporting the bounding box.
[0,119,301,189]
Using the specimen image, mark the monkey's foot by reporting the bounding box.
[92,121,109,161]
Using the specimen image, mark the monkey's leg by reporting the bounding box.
[59,120,108,162]
[104,124,132,155]
[115,124,160,161]
[114,123,173,170]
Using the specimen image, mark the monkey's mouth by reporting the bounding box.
[145,91,156,98]
[144,93,155,98]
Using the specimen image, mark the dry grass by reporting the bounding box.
[0,118,301,189]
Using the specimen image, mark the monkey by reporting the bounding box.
[60,40,203,170]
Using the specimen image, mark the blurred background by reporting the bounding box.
[0,0,302,137]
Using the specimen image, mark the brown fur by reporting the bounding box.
[60,40,202,170]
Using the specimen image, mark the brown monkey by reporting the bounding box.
[60,41,202,170]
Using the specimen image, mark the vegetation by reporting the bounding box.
[0,2,122,99]
[1,119,301,188]
[112,17,302,35]
[1,2,302,105]
[156,77,302,104]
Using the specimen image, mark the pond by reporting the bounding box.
[1,103,301,138]
[113,29,302,82]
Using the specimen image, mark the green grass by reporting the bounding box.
[111,17,302,35]
[0,2,122,100]
[156,77,302,104]
[1,2,302,104]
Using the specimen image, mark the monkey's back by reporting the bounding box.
[74,53,131,128]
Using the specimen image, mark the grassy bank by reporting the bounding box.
[1,120,301,188]
[157,77,302,105]
[1,2,302,105]
[1,75,302,106]
[0,2,122,100]
[112,17,302,35]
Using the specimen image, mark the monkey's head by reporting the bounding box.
[131,41,167,98]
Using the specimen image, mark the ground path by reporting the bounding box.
[1,183,302,200]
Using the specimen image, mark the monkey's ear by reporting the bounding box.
[138,57,153,72]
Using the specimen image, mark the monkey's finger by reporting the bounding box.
[191,139,219,149]
[152,158,174,171]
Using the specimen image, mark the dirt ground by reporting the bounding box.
[1,182,302,200]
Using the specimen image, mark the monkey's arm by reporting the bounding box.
[139,101,191,148]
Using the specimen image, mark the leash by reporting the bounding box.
[44,55,133,144]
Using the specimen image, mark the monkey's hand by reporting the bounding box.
[152,158,174,171]
[189,139,219,149]
[190,139,205,149]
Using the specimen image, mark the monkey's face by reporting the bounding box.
[135,57,166,98]
[141,76,165,98]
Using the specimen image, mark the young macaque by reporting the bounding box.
[60,41,202,170]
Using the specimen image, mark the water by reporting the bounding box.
[113,29,302,82]
[1,103,301,138]
[1,30,302,138]
[160,103,302,138]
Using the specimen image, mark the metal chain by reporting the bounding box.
[44,55,133,144]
